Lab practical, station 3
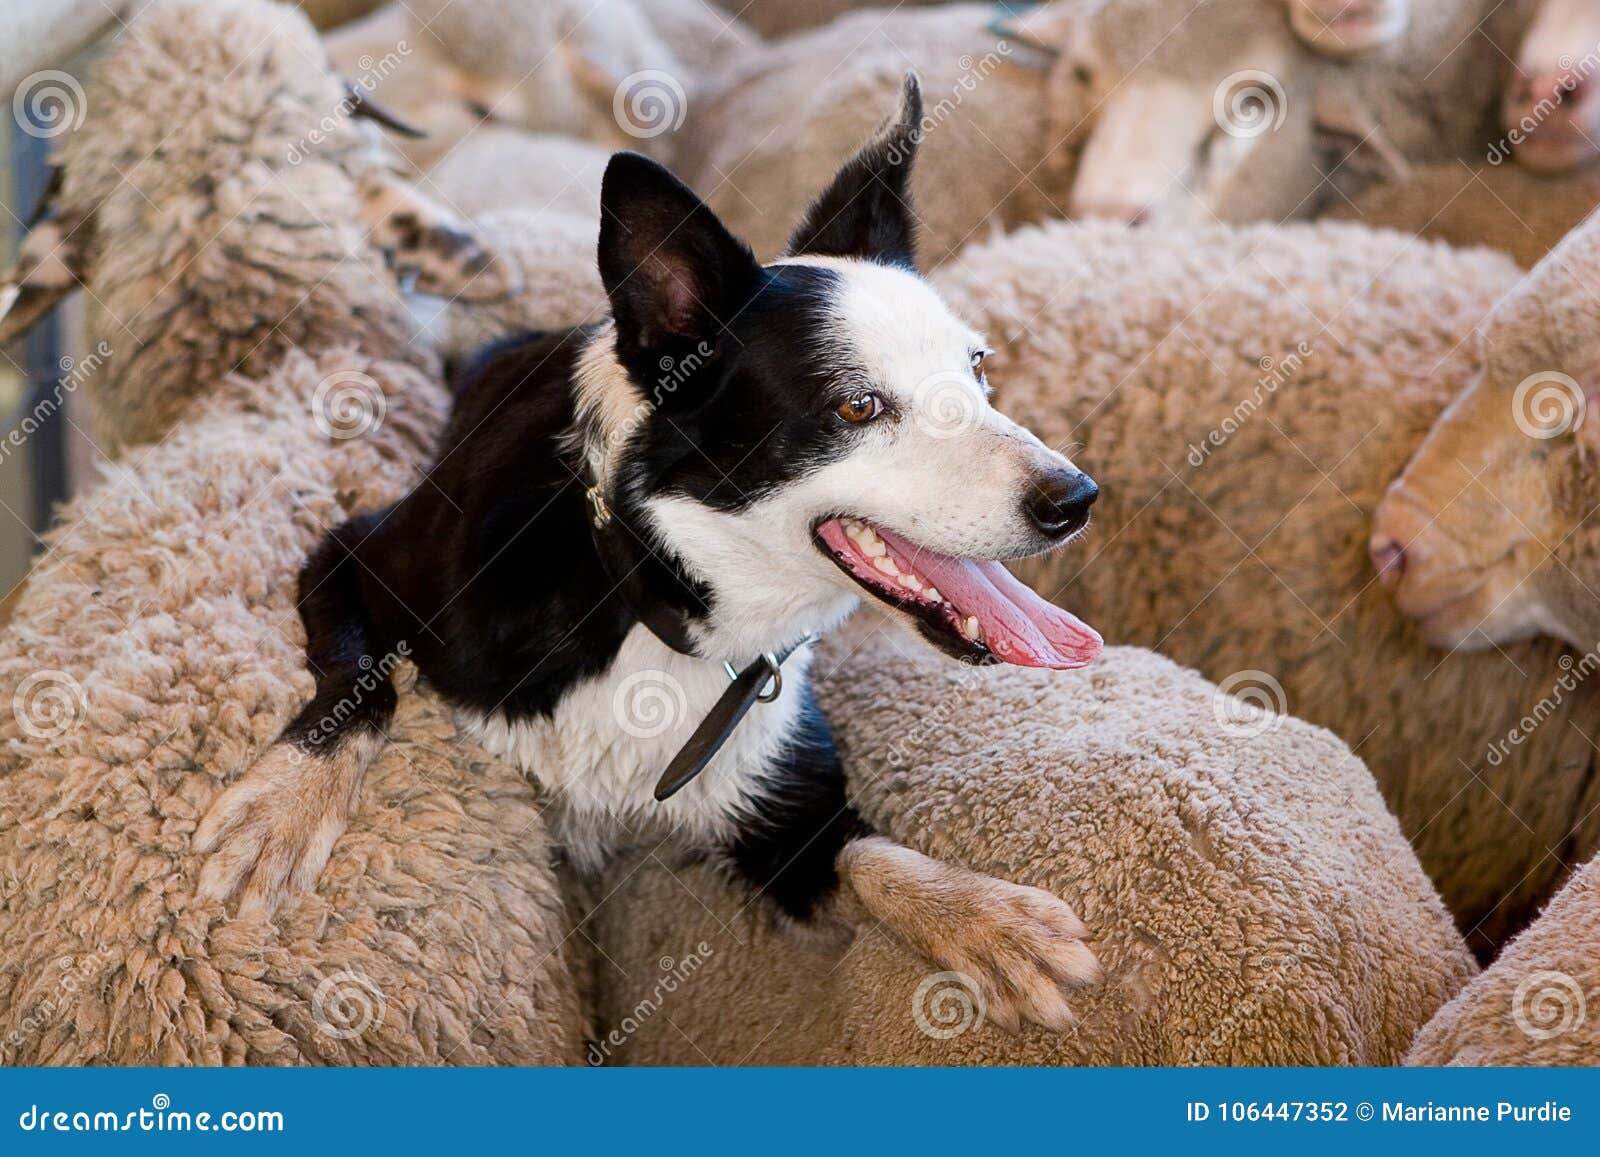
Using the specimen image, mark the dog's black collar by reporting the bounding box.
[580,464,812,801]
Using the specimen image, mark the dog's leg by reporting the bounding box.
[195,515,399,919]
[834,836,1101,1034]
[728,694,1100,1033]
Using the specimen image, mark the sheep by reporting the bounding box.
[1497,0,1600,173]
[0,0,518,454]
[922,216,1595,953]
[676,0,1425,266]
[0,0,584,1063]
[324,0,757,173]
[1328,160,1600,268]
[1407,847,1600,1064]
[585,623,1476,1065]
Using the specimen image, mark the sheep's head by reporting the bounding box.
[0,0,517,346]
[1369,221,1600,652]
[1503,0,1600,173]
[1003,0,1320,226]
[1286,0,1410,59]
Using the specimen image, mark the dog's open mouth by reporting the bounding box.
[814,517,1101,669]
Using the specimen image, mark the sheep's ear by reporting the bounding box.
[786,72,922,268]
[0,168,93,344]
[343,79,426,138]
[598,150,762,361]
[358,170,519,301]
[1312,83,1410,186]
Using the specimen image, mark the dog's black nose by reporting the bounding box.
[1026,470,1098,539]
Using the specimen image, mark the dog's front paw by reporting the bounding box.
[194,736,375,920]
[840,836,1102,1034]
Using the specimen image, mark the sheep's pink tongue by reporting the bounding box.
[874,526,1103,670]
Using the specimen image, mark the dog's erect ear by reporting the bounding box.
[598,151,762,357]
[786,73,922,268]
[0,166,94,344]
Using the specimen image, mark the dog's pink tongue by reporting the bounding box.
[876,527,1102,670]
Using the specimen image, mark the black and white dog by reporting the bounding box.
[197,77,1107,1032]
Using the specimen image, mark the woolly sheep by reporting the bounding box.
[1408,848,1600,1063]
[676,0,1421,265]
[1329,160,1600,268]
[586,624,1475,1065]
[0,0,581,1062]
[925,218,1590,952]
[0,0,517,454]
[327,0,757,171]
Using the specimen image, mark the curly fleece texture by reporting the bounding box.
[0,350,583,1065]
[924,218,1596,953]
[588,620,1475,1065]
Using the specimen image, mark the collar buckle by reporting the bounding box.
[586,484,612,529]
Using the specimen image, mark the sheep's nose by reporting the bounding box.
[1508,72,1590,117]
[1369,534,1405,586]
[1027,470,1098,539]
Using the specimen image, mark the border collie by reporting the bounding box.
[196,76,1107,1033]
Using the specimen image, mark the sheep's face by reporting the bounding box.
[1286,0,1410,59]
[1504,0,1600,173]
[1370,357,1600,652]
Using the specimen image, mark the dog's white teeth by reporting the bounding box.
[962,616,982,641]
[899,574,923,592]
[844,520,865,540]
[862,538,887,558]
[924,587,942,603]
[873,555,900,577]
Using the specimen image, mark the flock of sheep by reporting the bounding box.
[3,0,1600,1063]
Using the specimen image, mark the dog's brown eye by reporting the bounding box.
[971,348,992,382]
[835,393,883,424]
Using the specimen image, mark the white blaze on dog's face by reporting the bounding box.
[587,76,1102,669]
